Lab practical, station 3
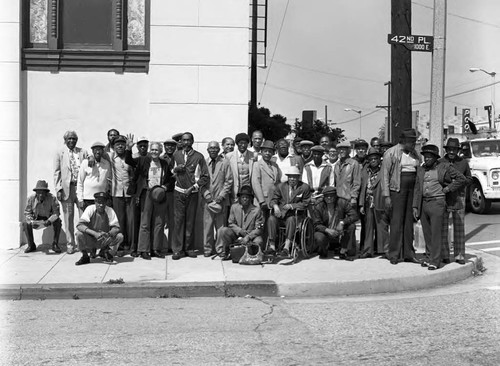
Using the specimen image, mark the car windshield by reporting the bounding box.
[471,140,500,157]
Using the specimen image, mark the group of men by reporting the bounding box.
[23,127,470,269]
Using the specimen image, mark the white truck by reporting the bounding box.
[460,137,500,214]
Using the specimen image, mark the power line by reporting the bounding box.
[412,1,500,29]
[413,81,500,106]
[259,0,290,104]
[333,109,383,125]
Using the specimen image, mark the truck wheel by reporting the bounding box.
[469,181,491,214]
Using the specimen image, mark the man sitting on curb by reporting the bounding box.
[312,186,358,260]
[75,192,123,265]
[23,180,62,253]
[216,186,264,260]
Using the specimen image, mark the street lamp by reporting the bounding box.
[469,67,496,130]
[344,108,362,138]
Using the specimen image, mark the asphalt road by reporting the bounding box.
[465,202,500,257]
[1,251,499,366]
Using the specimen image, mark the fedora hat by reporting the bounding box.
[207,201,222,214]
[399,128,417,140]
[421,144,440,158]
[91,141,105,149]
[150,185,166,203]
[336,141,351,149]
[285,166,301,176]
[237,185,254,198]
[33,180,50,192]
[444,138,461,149]
[366,147,382,158]
[260,140,275,151]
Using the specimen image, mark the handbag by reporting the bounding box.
[229,244,246,263]
[239,243,263,265]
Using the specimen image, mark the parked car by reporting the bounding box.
[460,137,500,214]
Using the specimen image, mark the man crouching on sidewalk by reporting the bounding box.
[75,192,123,265]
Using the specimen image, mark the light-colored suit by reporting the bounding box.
[54,146,88,246]
[226,150,256,201]
[251,159,281,207]
[202,156,233,254]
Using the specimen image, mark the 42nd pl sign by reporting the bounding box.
[387,34,434,52]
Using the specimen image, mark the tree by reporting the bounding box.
[294,119,345,145]
[248,104,291,142]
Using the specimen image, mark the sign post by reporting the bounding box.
[387,34,434,52]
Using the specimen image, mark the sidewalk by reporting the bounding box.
[0,244,477,300]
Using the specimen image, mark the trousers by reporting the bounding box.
[362,207,390,256]
[60,182,79,246]
[112,196,134,248]
[138,189,167,253]
[215,227,263,254]
[421,197,446,267]
[203,202,228,254]
[75,231,123,254]
[23,217,62,245]
[441,196,466,261]
[314,224,356,257]
[267,214,297,244]
[172,190,199,253]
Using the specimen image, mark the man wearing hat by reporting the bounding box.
[439,138,472,265]
[413,144,466,270]
[161,138,178,252]
[359,147,389,258]
[334,141,361,206]
[77,141,112,213]
[379,141,394,156]
[226,132,256,202]
[54,130,89,254]
[108,135,134,255]
[75,192,123,265]
[267,166,311,257]
[216,186,264,260]
[311,186,358,259]
[353,139,369,168]
[299,140,314,165]
[133,136,150,158]
[381,128,421,265]
[22,180,62,253]
[202,141,233,257]
[302,145,335,197]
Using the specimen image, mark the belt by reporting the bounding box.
[175,186,198,194]
[423,196,445,201]
[70,181,77,186]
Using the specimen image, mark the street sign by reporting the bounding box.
[387,34,434,52]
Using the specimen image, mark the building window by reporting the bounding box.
[22,0,150,72]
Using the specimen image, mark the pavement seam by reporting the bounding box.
[36,252,68,284]
[100,261,112,284]
[1,247,23,266]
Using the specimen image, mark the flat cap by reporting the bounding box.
[354,139,369,148]
[260,140,275,150]
[336,141,351,149]
[112,135,127,145]
[93,192,108,201]
[366,147,382,158]
[91,141,105,149]
[323,186,337,196]
[137,136,149,143]
[163,138,177,145]
[299,140,314,146]
[310,145,325,153]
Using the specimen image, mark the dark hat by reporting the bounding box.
[380,141,394,148]
[366,147,382,158]
[235,133,250,145]
[171,133,183,142]
[337,141,351,149]
[323,186,337,196]
[163,138,177,145]
[207,201,223,214]
[399,128,417,140]
[260,140,275,151]
[310,145,325,153]
[93,192,108,201]
[91,141,105,149]
[237,185,254,198]
[444,138,461,149]
[293,136,303,143]
[299,140,314,147]
[112,135,127,145]
[150,186,166,203]
[421,144,440,158]
[354,139,369,148]
[33,180,50,192]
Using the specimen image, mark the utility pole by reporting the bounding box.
[390,0,412,144]
[428,0,447,150]
[250,0,258,108]
[325,105,328,127]
[385,81,391,141]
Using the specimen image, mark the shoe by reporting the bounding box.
[186,250,197,258]
[264,247,276,256]
[204,252,213,257]
[75,255,90,266]
[404,257,421,264]
[390,259,398,265]
[51,243,62,253]
[97,248,106,259]
[360,253,373,259]
[339,253,347,260]
[428,264,438,270]
[319,254,329,259]
[103,251,114,263]
[421,261,429,267]
[140,252,151,260]
[172,252,184,260]
[24,244,36,253]
[130,251,139,258]
[456,259,466,265]
[66,245,75,255]
[220,253,231,261]
[441,258,451,264]
[151,250,165,259]
[279,248,290,258]
[344,256,355,262]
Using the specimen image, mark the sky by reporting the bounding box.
[257,0,500,142]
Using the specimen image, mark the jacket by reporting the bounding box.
[439,155,473,210]
[226,149,256,200]
[302,161,334,193]
[359,165,385,211]
[203,155,233,207]
[333,157,361,201]
[312,199,358,233]
[270,181,311,212]
[381,143,420,197]
[172,148,209,191]
[251,159,281,206]
[125,150,172,193]
[413,161,467,217]
[53,146,89,200]
[228,202,264,240]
